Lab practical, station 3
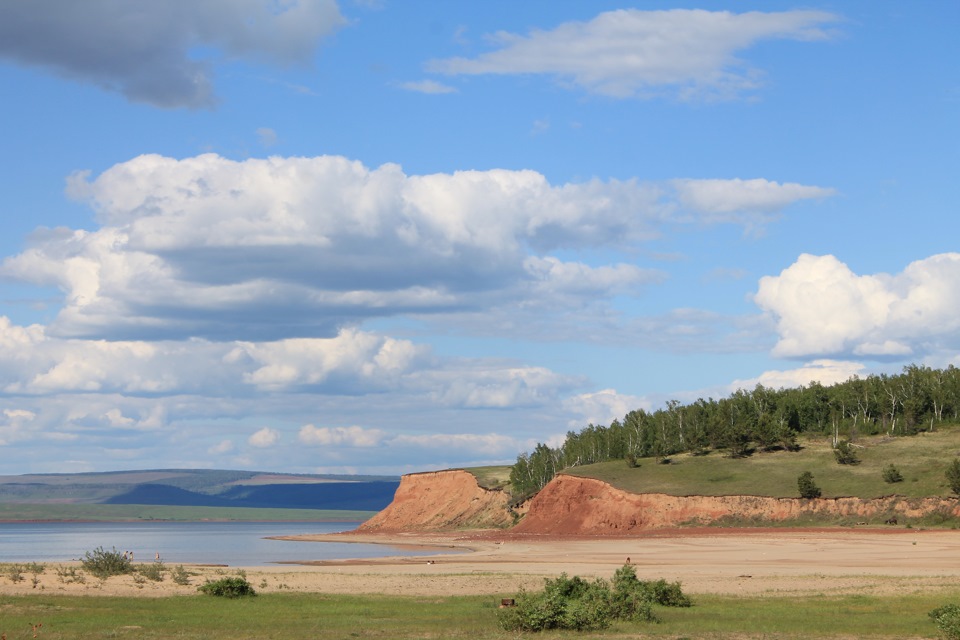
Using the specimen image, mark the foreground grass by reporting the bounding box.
[0,503,376,522]
[0,590,954,639]
[567,425,960,502]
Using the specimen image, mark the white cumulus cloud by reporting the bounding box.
[563,388,650,427]
[672,178,835,226]
[0,154,830,342]
[730,360,867,390]
[299,424,385,447]
[754,253,960,359]
[427,9,840,100]
[248,427,280,448]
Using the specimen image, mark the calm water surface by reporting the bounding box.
[0,522,453,566]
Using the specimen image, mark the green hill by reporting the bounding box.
[562,426,960,499]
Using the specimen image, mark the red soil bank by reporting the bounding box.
[360,471,960,534]
[357,469,515,532]
[512,474,960,535]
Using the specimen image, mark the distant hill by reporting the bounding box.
[0,469,400,513]
[102,481,399,511]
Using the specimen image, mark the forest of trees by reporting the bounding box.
[509,365,960,498]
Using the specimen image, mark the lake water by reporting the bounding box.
[0,522,453,567]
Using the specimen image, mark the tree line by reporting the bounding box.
[509,364,960,497]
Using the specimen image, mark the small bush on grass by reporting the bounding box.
[834,439,860,465]
[198,576,257,598]
[498,563,691,632]
[883,463,904,483]
[81,546,131,579]
[930,603,960,639]
[946,459,960,497]
[798,471,821,499]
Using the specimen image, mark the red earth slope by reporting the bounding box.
[363,471,960,534]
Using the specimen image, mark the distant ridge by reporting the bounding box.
[103,481,399,511]
[0,468,400,512]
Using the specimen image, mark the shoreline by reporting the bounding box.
[3,527,960,599]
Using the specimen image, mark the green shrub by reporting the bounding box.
[798,471,821,499]
[56,565,85,584]
[498,564,690,632]
[81,546,132,578]
[4,563,24,583]
[930,603,960,639]
[137,560,166,582]
[198,576,257,598]
[171,565,191,586]
[947,459,960,496]
[883,463,904,483]
[834,439,860,465]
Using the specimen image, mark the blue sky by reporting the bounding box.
[0,1,957,475]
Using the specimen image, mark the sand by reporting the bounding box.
[3,527,960,599]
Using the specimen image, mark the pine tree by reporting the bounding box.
[798,471,821,499]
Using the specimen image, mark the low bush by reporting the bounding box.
[137,560,165,582]
[834,439,860,465]
[930,603,960,639]
[4,563,24,583]
[798,471,821,499]
[81,546,132,578]
[56,565,85,584]
[498,563,690,632]
[883,463,904,483]
[198,576,257,598]
[171,565,191,586]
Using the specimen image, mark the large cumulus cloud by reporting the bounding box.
[2,153,832,342]
[754,253,960,359]
[0,0,344,108]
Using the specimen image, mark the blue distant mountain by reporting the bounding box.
[103,481,399,511]
[0,469,400,512]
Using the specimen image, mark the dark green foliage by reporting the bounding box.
[625,454,638,468]
[947,459,960,496]
[883,463,904,483]
[198,576,257,598]
[833,439,860,465]
[511,364,960,495]
[81,546,132,578]
[497,564,690,632]
[798,471,821,499]
[930,604,960,639]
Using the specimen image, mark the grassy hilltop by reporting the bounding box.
[470,425,960,501]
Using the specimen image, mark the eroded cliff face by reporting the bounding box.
[357,469,515,532]
[360,471,960,535]
[512,474,960,535]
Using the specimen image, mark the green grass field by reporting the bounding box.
[0,590,954,639]
[462,465,511,490]
[0,503,376,522]
[562,426,960,500]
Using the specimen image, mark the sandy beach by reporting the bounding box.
[3,527,960,599]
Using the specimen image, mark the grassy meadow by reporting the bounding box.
[0,589,954,639]
[462,465,512,490]
[562,426,960,500]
